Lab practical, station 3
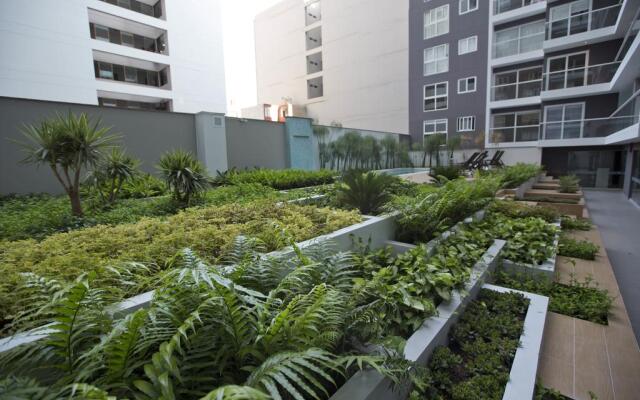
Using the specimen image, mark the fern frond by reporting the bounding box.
[5,273,64,334]
[199,385,270,400]
[245,348,341,400]
[220,236,266,266]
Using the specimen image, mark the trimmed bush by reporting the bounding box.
[559,175,580,193]
[499,163,543,189]
[0,201,361,323]
[559,236,599,260]
[223,169,337,190]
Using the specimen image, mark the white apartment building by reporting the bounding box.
[0,0,226,114]
[252,0,409,134]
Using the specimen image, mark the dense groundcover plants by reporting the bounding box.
[409,289,529,400]
[218,168,337,190]
[0,201,360,328]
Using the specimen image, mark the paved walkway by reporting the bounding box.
[583,190,640,343]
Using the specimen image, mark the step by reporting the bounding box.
[533,183,561,190]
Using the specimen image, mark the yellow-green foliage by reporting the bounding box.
[0,201,360,323]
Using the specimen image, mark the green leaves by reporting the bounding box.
[559,175,580,193]
[157,150,211,205]
[335,171,396,215]
[558,236,599,260]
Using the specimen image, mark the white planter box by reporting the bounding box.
[330,239,507,400]
[501,221,561,281]
[483,284,549,400]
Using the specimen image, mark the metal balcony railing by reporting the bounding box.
[543,61,621,91]
[493,0,545,16]
[541,115,638,140]
[546,3,622,40]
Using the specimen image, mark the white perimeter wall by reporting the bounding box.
[0,0,226,114]
[255,0,409,134]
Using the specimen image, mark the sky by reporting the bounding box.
[221,0,283,117]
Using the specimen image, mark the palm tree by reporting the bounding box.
[86,148,140,204]
[336,171,394,215]
[157,150,210,206]
[16,112,118,216]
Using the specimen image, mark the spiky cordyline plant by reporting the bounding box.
[0,243,396,400]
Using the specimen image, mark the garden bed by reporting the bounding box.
[501,220,561,281]
[527,198,586,218]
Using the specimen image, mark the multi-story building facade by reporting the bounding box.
[486,0,640,191]
[410,0,640,197]
[0,0,226,114]
[253,0,410,134]
[409,0,490,149]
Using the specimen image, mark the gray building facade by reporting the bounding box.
[409,0,489,148]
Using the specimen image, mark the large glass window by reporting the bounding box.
[424,44,449,76]
[459,0,478,14]
[492,66,542,100]
[424,82,448,112]
[491,110,540,143]
[458,76,477,94]
[97,62,113,79]
[94,24,110,42]
[543,103,584,139]
[424,5,449,39]
[548,0,590,39]
[494,0,545,15]
[424,119,448,136]
[100,0,162,18]
[494,21,544,58]
[94,60,167,88]
[546,52,587,90]
[567,149,626,188]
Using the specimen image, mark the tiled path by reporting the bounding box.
[538,227,640,400]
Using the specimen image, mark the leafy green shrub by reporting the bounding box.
[535,385,573,400]
[561,216,592,231]
[157,150,211,205]
[410,289,529,399]
[336,171,396,215]
[525,196,580,204]
[490,200,559,223]
[85,148,139,204]
[496,272,612,324]
[350,228,493,340]
[472,214,559,265]
[0,201,361,323]
[559,175,580,193]
[221,168,336,190]
[118,173,168,199]
[559,236,599,260]
[0,247,392,399]
[0,185,282,242]
[390,176,500,243]
[499,163,543,189]
[430,165,462,181]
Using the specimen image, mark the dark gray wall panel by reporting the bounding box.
[225,117,288,170]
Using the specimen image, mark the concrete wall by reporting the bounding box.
[0,97,195,195]
[225,117,288,170]
[254,0,409,134]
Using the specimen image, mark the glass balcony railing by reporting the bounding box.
[492,79,542,101]
[493,0,545,16]
[541,115,639,140]
[99,0,163,19]
[543,61,620,91]
[546,3,621,40]
[493,21,545,58]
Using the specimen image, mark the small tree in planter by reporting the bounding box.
[157,150,210,206]
[86,148,140,205]
[16,112,118,217]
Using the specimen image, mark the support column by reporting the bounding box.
[195,112,228,174]
[284,117,316,170]
[623,144,634,198]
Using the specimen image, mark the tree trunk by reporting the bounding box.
[69,190,83,217]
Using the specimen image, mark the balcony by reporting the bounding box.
[492,0,546,25]
[493,0,545,15]
[94,60,169,89]
[541,60,620,100]
[491,66,543,108]
[492,20,545,67]
[89,22,167,55]
[541,115,638,141]
[544,2,622,52]
[99,0,163,19]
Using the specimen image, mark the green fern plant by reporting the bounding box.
[336,171,396,215]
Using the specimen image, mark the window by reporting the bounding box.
[424,5,449,39]
[424,44,449,76]
[307,52,323,74]
[493,20,544,58]
[544,103,585,139]
[458,36,477,55]
[98,62,113,79]
[459,0,478,15]
[305,1,321,26]
[549,0,590,39]
[306,26,322,51]
[546,52,588,90]
[492,66,543,100]
[457,116,476,132]
[124,66,137,83]
[94,24,109,42]
[121,32,134,47]
[424,82,448,111]
[491,110,540,143]
[308,76,323,99]
[424,119,448,136]
[458,76,477,93]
